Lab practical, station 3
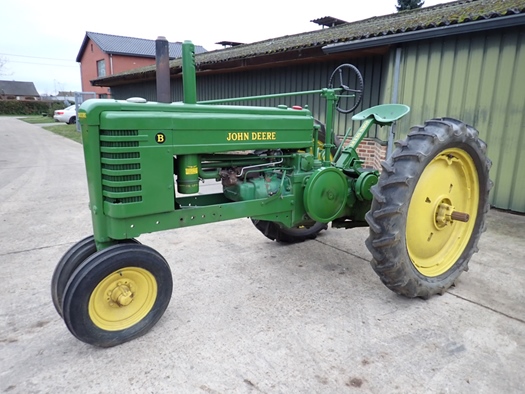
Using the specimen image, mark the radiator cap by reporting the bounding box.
[126,97,147,103]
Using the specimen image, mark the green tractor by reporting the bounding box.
[52,41,491,347]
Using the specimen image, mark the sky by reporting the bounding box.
[0,0,453,95]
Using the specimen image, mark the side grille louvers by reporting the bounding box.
[100,130,143,204]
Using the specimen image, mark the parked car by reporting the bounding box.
[53,105,77,124]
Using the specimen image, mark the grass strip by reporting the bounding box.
[42,124,83,144]
[19,116,56,124]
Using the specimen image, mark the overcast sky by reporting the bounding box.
[0,0,453,95]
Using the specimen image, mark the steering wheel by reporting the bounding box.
[328,64,364,114]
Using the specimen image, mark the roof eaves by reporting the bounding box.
[78,31,207,63]
[75,33,91,62]
[323,12,525,53]
[107,51,156,58]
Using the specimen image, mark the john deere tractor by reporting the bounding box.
[51,41,491,347]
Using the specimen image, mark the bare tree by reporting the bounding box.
[0,56,10,76]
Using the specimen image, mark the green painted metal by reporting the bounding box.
[352,104,410,125]
[199,88,336,105]
[334,117,379,171]
[182,41,197,104]
[109,56,384,144]
[355,172,378,201]
[78,41,410,250]
[303,167,348,222]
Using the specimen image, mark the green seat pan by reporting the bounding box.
[352,104,410,125]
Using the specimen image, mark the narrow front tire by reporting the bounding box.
[62,244,172,347]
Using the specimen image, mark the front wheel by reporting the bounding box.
[62,244,172,347]
[51,236,97,317]
[51,237,140,317]
[365,118,492,298]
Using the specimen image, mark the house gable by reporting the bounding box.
[76,32,207,97]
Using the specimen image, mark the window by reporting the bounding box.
[97,59,106,77]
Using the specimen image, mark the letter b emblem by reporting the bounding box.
[155,133,166,144]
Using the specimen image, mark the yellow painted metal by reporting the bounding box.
[311,139,335,162]
[316,140,329,161]
[406,148,479,277]
[88,267,157,331]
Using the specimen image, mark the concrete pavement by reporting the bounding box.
[0,117,524,393]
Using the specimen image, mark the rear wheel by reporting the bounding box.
[68,116,76,125]
[251,220,328,243]
[365,118,492,298]
[51,237,140,317]
[251,119,338,243]
[62,243,170,347]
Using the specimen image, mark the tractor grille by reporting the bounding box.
[100,130,143,205]
[101,141,139,148]
[102,163,141,171]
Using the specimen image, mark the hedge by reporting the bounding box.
[0,100,73,116]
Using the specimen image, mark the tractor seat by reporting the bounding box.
[352,104,410,126]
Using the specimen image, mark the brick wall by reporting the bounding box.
[354,138,387,170]
[78,39,111,96]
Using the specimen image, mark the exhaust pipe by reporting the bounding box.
[155,36,171,103]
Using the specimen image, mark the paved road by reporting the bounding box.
[0,117,524,393]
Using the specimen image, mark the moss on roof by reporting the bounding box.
[93,0,525,86]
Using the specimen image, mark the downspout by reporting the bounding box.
[387,46,402,158]
[109,54,114,98]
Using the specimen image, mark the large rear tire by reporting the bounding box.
[365,118,492,298]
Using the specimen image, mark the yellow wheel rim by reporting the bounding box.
[406,148,479,277]
[89,267,157,331]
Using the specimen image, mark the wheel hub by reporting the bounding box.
[108,281,136,307]
[406,147,479,277]
[88,267,158,331]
